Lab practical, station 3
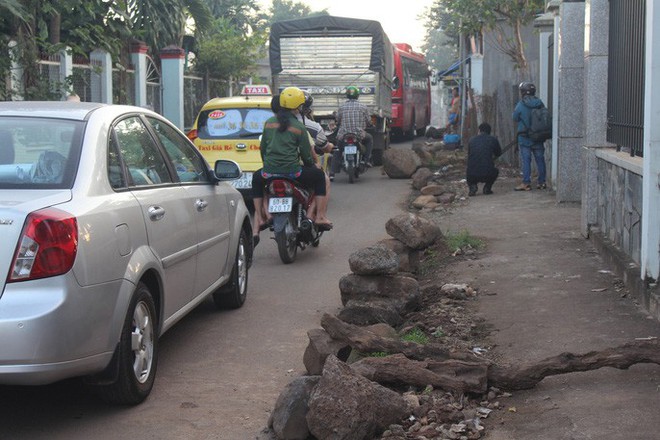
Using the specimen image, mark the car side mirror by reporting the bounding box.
[214,159,242,180]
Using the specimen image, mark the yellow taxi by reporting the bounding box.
[187,85,273,203]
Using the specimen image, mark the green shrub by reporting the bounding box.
[445,229,484,252]
[400,328,429,345]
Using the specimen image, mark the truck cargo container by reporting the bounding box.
[269,15,393,165]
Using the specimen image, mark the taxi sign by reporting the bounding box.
[241,85,271,96]
[209,110,225,119]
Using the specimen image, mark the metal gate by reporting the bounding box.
[146,55,162,114]
[607,0,646,157]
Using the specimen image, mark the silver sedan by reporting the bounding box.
[0,102,252,405]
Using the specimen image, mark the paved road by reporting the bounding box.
[0,144,412,440]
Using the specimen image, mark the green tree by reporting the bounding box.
[428,0,545,74]
[193,17,267,84]
[267,0,328,25]
[422,27,457,73]
[204,0,266,34]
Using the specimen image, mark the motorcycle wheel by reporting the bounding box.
[275,214,297,264]
[347,163,355,184]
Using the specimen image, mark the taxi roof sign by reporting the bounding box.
[241,85,271,96]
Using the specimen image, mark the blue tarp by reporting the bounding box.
[437,57,471,79]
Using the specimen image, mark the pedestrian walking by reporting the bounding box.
[466,122,502,196]
[512,81,549,191]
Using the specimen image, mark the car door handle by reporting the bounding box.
[148,206,166,221]
[195,199,208,212]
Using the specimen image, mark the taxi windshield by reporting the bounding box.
[197,108,273,139]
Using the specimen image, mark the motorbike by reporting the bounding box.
[263,176,324,264]
[333,133,368,183]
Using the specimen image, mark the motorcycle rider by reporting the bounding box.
[251,87,332,246]
[334,86,373,179]
[297,91,333,211]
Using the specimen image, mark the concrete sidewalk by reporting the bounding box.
[435,176,660,440]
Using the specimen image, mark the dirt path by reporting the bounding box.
[426,169,660,439]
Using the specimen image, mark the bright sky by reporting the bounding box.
[259,0,435,52]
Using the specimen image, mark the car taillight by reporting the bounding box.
[187,129,198,141]
[8,208,78,282]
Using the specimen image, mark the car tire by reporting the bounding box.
[213,229,249,309]
[95,282,158,405]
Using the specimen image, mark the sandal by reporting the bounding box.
[252,235,260,248]
[258,218,273,231]
[315,222,333,231]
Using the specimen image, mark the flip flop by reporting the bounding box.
[252,235,260,248]
[258,218,273,231]
[315,222,333,231]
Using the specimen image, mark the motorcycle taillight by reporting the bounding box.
[270,180,293,197]
[345,135,356,144]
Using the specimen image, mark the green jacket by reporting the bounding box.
[260,113,313,174]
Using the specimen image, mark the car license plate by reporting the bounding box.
[268,197,293,213]
[231,172,253,189]
[344,146,358,155]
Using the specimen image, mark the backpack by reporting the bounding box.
[524,104,552,142]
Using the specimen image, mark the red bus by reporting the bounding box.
[391,43,431,139]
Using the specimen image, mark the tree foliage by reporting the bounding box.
[422,27,457,73]
[0,0,330,100]
[192,17,267,82]
[267,0,328,25]
[428,0,546,73]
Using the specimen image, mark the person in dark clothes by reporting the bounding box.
[466,122,502,196]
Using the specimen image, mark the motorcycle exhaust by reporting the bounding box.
[300,218,314,242]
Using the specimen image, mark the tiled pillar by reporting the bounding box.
[59,47,73,100]
[131,41,148,108]
[90,49,113,104]
[642,0,660,280]
[160,45,185,129]
[8,40,22,100]
[581,0,610,236]
[556,0,585,202]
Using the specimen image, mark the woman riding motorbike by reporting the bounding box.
[251,87,332,246]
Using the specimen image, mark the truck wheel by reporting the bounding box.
[371,131,389,166]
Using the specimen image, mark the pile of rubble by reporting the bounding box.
[260,141,516,440]
[262,208,499,440]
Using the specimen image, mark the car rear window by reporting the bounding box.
[0,117,83,189]
[197,108,273,140]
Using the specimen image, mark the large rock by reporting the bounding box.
[338,300,403,327]
[385,213,443,250]
[411,143,435,167]
[348,245,399,276]
[306,356,409,440]
[378,238,420,273]
[420,183,445,196]
[303,329,351,375]
[338,274,420,313]
[270,376,320,440]
[411,194,437,209]
[411,167,434,190]
[383,148,421,178]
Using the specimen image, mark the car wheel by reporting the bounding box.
[213,229,249,309]
[95,282,158,405]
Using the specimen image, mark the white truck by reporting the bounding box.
[269,15,393,165]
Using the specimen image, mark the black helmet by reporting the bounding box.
[303,91,314,110]
[519,82,536,96]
